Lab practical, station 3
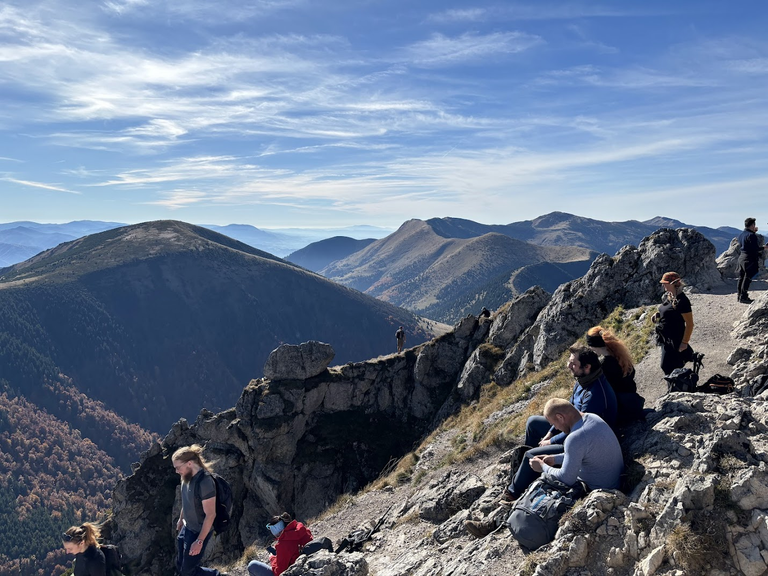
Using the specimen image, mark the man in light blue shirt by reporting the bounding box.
[529,398,623,490]
[466,399,623,539]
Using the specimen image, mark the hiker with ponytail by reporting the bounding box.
[586,326,645,425]
[62,522,105,576]
[652,271,695,375]
[172,444,228,576]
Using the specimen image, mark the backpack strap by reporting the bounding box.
[192,470,207,524]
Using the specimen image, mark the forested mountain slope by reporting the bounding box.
[0,220,438,433]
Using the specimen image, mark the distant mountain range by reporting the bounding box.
[286,236,377,272]
[421,213,738,255]
[310,213,740,323]
[0,221,393,266]
[321,219,596,322]
[0,221,439,433]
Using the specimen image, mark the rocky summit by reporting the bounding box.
[107,227,768,576]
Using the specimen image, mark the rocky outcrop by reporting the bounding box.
[283,551,368,576]
[717,233,766,278]
[263,341,336,381]
[108,313,501,575]
[728,290,768,388]
[495,228,723,384]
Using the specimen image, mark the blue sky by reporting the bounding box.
[0,1,766,229]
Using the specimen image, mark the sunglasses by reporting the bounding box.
[62,533,74,542]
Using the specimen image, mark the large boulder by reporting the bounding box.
[717,233,766,278]
[263,341,336,380]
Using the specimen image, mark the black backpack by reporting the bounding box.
[697,374,735,395]
[301,537,334,555]
[194,471,234,535]
[100,544,123,576]
[506,477,586,551]
[664,368,699,393]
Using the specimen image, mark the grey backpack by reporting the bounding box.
[506,476,586,550]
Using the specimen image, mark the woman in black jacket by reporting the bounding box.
[63,522,106,576]
[586,325,645,425]
[652,271,695,375]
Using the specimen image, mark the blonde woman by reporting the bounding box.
[652,271,694,375]
[62,523,105,576]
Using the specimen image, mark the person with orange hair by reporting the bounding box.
[586,325,645,425]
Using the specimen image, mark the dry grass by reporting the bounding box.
[666,511,728,572]
[308,492,356,524]
[371,452,420,490]
[519,550,549,576]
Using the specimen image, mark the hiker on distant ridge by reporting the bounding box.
[465,399,623,538]
[652,271,695,375]
[586,325,645,425]
[496,346,617,505]
[737,217,765,304]
[62,523,105,576]
[172,445,228,576]
[248,512,312,576]
[395,326,405,353]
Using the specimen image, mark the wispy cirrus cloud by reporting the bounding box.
[401,31,543,67]
[3,177,80,194]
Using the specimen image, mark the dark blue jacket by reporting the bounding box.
[550,370,618,444]
[739,228,763,263]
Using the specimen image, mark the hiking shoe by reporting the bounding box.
[739,295,754,304]
[465,518,496,538]
[499,489,517,505]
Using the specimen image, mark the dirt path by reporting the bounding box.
[635,278,766,407]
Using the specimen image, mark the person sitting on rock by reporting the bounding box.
[586,325,645,425]
[465,398,624,538]
[498,346,617,504]
[248,512,313,576]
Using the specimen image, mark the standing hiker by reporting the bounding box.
[737,217,765,304]
[172,445,228,576]
[395,326,405,353]
[652,271,695,375]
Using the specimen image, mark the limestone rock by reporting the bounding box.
[487,286,550,349]
[283,551,368,576]
[717,233,766,278]
[416,471,486,522]
[264,341,336,380]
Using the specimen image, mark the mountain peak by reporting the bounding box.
[0,220,282,284]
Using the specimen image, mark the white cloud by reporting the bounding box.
[403,31,543,67]
[3,177,80,194]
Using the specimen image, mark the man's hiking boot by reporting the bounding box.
[499,489,517,505]
[465,518,497,538]
[739,295,754,304]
